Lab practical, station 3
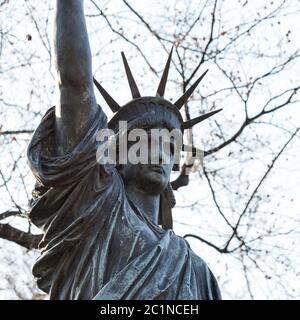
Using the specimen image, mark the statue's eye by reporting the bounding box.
[162,141,175,156]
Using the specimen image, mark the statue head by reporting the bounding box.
[94,46,221,228]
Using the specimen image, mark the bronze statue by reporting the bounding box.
[27,0,221,300]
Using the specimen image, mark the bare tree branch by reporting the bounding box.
[224,127,300,250]
[0,223,42,250]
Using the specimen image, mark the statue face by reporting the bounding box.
[119,126,177,195]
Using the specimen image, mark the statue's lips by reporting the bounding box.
[147,165,165,174]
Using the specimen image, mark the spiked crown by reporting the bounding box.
[93,46,221,138]
[93,46,222,229]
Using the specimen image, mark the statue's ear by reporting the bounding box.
[172,163,180,171]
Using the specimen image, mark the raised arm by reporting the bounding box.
[53,0,99,155]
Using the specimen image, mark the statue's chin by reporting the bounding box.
[137,172,168,195]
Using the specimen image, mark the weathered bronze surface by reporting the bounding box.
[27,0,221,300]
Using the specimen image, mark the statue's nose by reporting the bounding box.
[158,144,163,163]
[150,141,163,164]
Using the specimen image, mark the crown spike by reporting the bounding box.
[156,45,174,97]
[175,69,209,110]
[121,52,141,98]
[182,109,222,130]
[93,77,121,113]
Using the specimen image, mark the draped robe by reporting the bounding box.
[27,106,221,300]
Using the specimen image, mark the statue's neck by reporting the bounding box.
[125,184,160,225]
